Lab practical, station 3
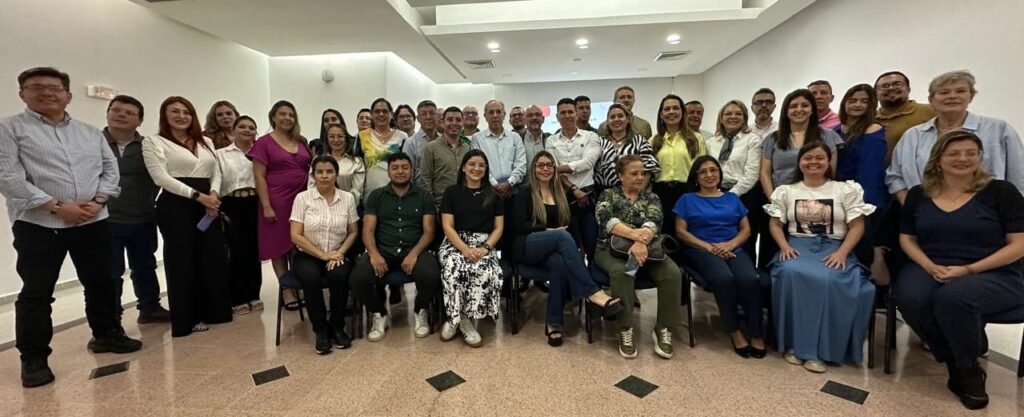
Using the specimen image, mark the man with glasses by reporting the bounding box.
[102,95,170,327]
[462,105,480,137]
[750,88,778,140]
[509,106,527,138]
[874,71,935,163]
[403,100,440,174]
[0,67,142,388]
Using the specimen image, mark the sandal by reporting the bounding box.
[192,322,210,332]
[283,301,302,311]
[587,294,624,319]
[545,324,563,347]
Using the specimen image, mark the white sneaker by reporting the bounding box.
[440,321,457,341]
[783,349,804,365]
[414,309,430,338]
[248,300,264,312]
[459,320,482,347]
[803,359,827,373]
[368,313,390,342]
[231,304,250,315]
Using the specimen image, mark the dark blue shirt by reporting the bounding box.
[835,127,888,207]
[673,192,747,244]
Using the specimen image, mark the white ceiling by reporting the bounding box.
[130,0,817,84]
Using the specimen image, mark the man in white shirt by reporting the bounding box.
[462,105,480,137]
[685,100,715,139]
[471,100,526,198]
[547,97,602,256]
[750,87,779,140]
[522,105,550,164]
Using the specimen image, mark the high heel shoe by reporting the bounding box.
[545,324,563,347]
[732,340,751,358]
[748,345,767,359]
[587,295,624,319]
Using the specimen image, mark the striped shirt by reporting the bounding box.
[0,109,120,228]
[289,188,359,254]
[595,133,660,187]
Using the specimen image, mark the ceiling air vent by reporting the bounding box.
[464,59,495,70]
[654,51,691,62]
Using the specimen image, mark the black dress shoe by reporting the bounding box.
[331,324,352,349]
[732,341,751,358]
[955,366,989,410]
[315,330,333,355]
[748,346,767,359]
[89,329,142,354]
[21,358,54,388]
[137,306,172,324]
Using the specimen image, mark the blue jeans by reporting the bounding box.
[684,248,763,338]
[109,221,162,314]
[520,229,598,326]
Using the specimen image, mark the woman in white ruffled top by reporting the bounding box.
[763,142,876,374]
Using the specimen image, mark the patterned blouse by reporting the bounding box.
[595,133,661,187]
[595,186,663,249]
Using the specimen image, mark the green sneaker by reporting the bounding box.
[618,327,637,359]
[652,327,673,359]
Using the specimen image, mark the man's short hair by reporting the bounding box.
[574,95,591,103]
[442,106,463,118]
[807,80,832,92]
[108,95,145,121]
[387,152,412,166]
[510,106,524,112]
[416,100,437,112]
[685,100,703,106]
[613,86,634,98]
[18,67,70,91]
[556,97,577,108]
[874,71,910,87]
[752,87,776,100]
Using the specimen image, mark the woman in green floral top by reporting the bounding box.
[594,155,684,360]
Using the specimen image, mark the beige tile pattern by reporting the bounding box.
[0,265,1021,417]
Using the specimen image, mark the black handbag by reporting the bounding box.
[608,234,679,262]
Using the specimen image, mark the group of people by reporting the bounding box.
[2,66,1022,411]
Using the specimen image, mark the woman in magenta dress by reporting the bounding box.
[250,100,311,308]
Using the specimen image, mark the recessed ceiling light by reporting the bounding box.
[575,38,588,46]
[578,45,589,49]
[490,48,501,53]
[666,34,681,45]
[487,41,500,50]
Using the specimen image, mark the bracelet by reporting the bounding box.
[480,242,492,251]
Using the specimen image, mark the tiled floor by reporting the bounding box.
[0,264,1022,417]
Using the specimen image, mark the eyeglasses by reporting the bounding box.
[371,109,390,115]
[877,81,906,91]
[22,84,66,94]
[464,111,478,116]
[536,163,555,170]
[752,100,774,107]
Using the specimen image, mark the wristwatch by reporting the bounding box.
[50,200,62,215]
[480,242,493,251]
[92,196,108,206]
[191,190,201,200]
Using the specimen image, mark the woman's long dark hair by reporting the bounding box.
[653,94,700,155]
[685,155,723,192]
[775,89,821,151]
[791,142,833,184]
[158,96,214,155]
[268,100,308,147]
[838,84,878,147]
[319,108,356,154]
[370,98,396,129]
[455,149,496,208]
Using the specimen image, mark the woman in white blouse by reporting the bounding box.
[324,123,366,203]
[764,142,875,373]
[142,96,232,337]
[289,155,360,355]
[705,100,768,266]
[217,115,263,315]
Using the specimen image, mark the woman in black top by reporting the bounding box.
[438,150,504,347]
[895,130,1024,410]
[513,151,623,346]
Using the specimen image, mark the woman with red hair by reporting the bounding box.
[142,96,232,337]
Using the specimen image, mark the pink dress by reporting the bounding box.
[248,134,311,260]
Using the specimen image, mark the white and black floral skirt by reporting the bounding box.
[439,231,502,325]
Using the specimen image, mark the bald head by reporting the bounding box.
[525,104,544,132]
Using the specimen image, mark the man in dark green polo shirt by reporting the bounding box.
[350,152,441,342]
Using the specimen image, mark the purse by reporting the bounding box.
[609,234,679,262]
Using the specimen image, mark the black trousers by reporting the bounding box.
[653,181,688,231]
[156,178,232,337]
[291,251,351,333]
[739,186,773,269]
[221,196,262,306]
[13,220,119,361]
[349,251,441,315]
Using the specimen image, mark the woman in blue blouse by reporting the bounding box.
[895,131,1024,410]
[675,155,765,358]
[835,84,889,284]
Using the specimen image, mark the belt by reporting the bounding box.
[228,188,257,198]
